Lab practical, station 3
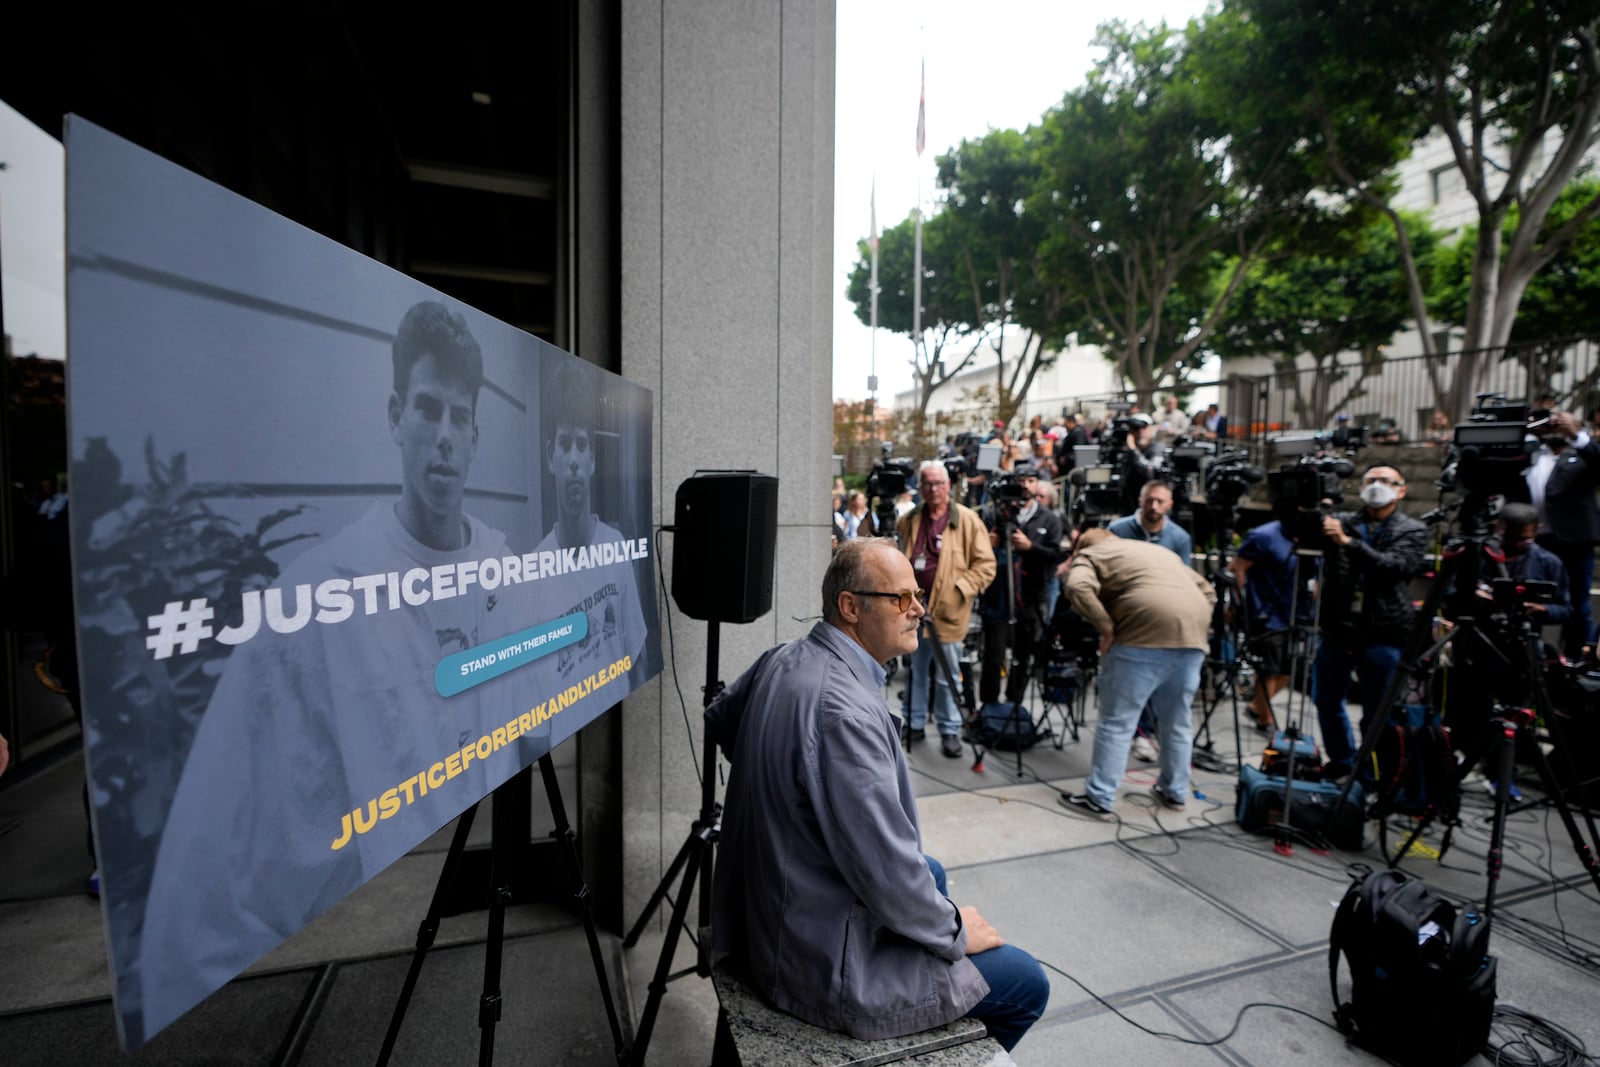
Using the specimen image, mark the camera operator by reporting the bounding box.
[1228,517,1304,733]
[979,466,1065,708]
[1519,408,1600,657]
[1312,464,1429,782]
[897,461,997,757]
[1117,415,1163,515]
[1054,414,1087,478]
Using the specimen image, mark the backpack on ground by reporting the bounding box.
[967,701,1046,751]
[1328,866,1496,1067]
[1370,704,1459,819]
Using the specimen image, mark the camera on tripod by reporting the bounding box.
[987,470,1032,524]
[1436,393,1533,501]
[867,445,915,534]
[1268,454,1354,544]
[1068,463,1122,526]
[1098,402,1148,465]
[1201,446,1264,512]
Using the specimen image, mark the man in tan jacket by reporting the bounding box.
[1060,529,1215,816]
[898,461,997,757]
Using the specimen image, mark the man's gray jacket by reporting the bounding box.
[705,622,988,1038]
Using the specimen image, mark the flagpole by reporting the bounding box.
[869,177,879,413]
[913,57,925,389]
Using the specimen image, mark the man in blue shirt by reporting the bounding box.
[1107,480,1191,561]
[1228,519,1303,732]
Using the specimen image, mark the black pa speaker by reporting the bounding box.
[671,470,778,623]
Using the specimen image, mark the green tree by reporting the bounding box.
[1232,0,1600,416]
[934,129,1061,424]
[1031,15,1345,407]
[846,211,986,440]
[1210,215,1440,427]
[1431,178,1600,405]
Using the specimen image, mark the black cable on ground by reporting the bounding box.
[1486,1004,1596,1067]
[1032,955,1404,1065]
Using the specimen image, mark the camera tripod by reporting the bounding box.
[967,509,1056,776]
[1330,507,1600,900]
[1231,543,1337,854]
[619,621,727,1066]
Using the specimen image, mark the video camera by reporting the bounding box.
[987,470,1033,525]
[1267,453,1355,545]
[1203,446,1265,514]
[1068,463,1122,527]
[1436,393,1532,503]
[1098,402,1150,465]
[867,444,915,534]
[867,452,914,500]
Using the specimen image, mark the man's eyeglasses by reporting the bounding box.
[849,589,926,612]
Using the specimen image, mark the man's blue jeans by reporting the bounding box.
[910,633,965,736]
[1084,645,1204,809]
[925,856,1049,1052]
[1312,638,1403,775]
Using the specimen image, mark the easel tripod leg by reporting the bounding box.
[538,754,628,1063]
[376,803,479,1067]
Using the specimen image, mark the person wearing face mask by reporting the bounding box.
[1310,464,1428,782]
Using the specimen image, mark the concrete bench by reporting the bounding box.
[710,961,1014,1067]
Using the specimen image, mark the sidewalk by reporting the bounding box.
[2,686,1596,1065]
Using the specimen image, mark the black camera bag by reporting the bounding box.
[1329,866,1496,1067]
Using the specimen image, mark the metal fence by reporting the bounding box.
[1225,335,1600,460]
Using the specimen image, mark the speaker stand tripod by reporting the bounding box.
[619,620,725,1066]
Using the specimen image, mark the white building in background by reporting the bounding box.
[891,329,1126,431]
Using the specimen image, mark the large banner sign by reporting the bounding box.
[64,118,661,1048]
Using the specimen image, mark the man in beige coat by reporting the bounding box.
[1060,529,1215,815]
[897,461,997,757]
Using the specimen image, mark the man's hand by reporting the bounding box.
[960,905,1005,955]
[1322,515,1351,546]
[1010,529,1032,552]
[989,529,1001,549]
[0,732,9,778]
[1551,411,1582,439]
[1525,602,1549,616]
[1098,630,1114,656]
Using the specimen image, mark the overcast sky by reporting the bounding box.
[5,8,1215,376]
[831,0,1212,403]
[0,101,66,362]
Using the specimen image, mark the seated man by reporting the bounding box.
[706,539,1048,1052]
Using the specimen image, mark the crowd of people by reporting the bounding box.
[737,397,1598,1054]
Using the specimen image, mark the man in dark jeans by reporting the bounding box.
[1312,464,1428,781]
[979,466,1065,710]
